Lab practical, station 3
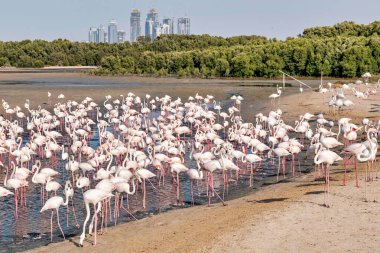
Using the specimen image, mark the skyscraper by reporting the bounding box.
[145,9,160,40]
[130,9,141,42]
[177,17,190,35]
[161,24,170,35]
[108,19,118,43]
[88,27,97,43]
[162,18,174,34]
[117,30,126,43]
[97,25,106,43]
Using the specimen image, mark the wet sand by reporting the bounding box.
[1,73,379,253]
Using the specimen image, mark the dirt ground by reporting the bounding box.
[1,73,379,253]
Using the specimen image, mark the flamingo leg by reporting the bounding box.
[276,156,281,182]
[355,157,359,188]
[143,179,146,209]
[190,180,194,206]
[50,210,54,242]
[93,204,97,245]
[56,209,65,240]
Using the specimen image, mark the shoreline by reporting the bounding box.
[0,69,370,84]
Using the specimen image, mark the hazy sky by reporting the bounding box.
[0,0,379,41]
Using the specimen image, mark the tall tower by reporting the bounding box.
[108,19,118,43]
[130,9,141,42]
[117,30,126,43]
[145,9,160,40]
[97,25,106,43]
[177,17,190,35]
[162,18,174,34]
[88,27,97,43]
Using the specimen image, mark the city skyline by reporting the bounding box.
[89,10,189,43]
[0,0,380,41]
[88,21,126,43]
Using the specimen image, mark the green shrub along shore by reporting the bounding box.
[1,21,380,78]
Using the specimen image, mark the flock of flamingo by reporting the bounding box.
[0,77,378,247]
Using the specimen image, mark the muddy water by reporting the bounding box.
[0,74,321,252]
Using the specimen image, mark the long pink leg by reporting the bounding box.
[143,180,146,209]
[14,190,18,218]
[66,203,69,228]
[177,173,180,204]
[343,157,347,186]
[355,157,359,188]
[190,180,194,206]
[327,164,330,207]
[93,204,97,245]
[71,199,79,227]
[277,157,281,182]
[50,210,53,242]
[56,209,65,240]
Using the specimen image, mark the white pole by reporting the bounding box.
[279,70,312,89]
[320,71,323,89]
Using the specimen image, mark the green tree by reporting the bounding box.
[100,55,121,72]
[231,53,253,77]
[215,58,230,77]
[0,57,9,67]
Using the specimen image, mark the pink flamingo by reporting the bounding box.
[40,184,71,242]
[79,189,114,246]
[314,143,342,207]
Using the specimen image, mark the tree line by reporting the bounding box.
[0,21,380,78]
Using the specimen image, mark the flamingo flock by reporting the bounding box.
[0,82,378,246]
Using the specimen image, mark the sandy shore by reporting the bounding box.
[1,73,379,253]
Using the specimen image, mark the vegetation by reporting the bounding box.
[1,21,380,78]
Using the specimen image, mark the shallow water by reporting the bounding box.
[0,76,316,252]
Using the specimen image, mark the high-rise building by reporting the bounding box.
[161,24,170,35]
[117,30,126,43]
[108,19,118,43]
[130,9,141,42]
[177,17,190,35]
[89,27,97,43]
[145,9,160,40]
[162,18,174,34]
[97,25,106,43]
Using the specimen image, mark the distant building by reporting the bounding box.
[88,27,97,43]
[145,9,160,40]
[108,19,118,43]
[177,17,190,35]
[162,18,174,34]
[161,24,170,35]
[117,30,126,43]
[97,25,106,43]
[155,25,162,38]
[130,9,141,42]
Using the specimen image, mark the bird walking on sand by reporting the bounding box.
[40,182,72,241]
[314,143,342,207]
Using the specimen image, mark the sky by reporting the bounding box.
[0,0,379,41]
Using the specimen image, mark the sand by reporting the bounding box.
[1,73,379,253]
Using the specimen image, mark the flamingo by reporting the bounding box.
[4,161,28,217]
[40,184,71,242]
[135,168,156,209]
[186,167,203,205]
[242,150,263,187]
[79,189,114,246]
[314,143,342,207]
[170,162,189,204]
[0,186,13,197]
[269,147,290,181]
